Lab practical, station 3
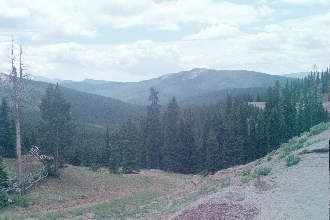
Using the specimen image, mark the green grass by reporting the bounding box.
[307,122,329,137]
[255,158,263,166]
[277,122,329,160]
[278,138,307,159]
[254,165,272,177]
[240,175,253,184]
[240,165,272,184]
[286,155,301,167]
[241,168,252,176]
[9,194,29,208]
[46,190,162,219]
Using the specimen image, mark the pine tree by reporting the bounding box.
[281,81,297,140]
[179,109,198,174]
[145,88,162,169]
[107,128,122,173]
[162,97,181,172]
[121,119,140,173]
[205,128,221,173]
[39,84,74,174]
[0,98,15,158]
[0,158,8,188]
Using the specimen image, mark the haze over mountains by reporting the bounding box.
[57,68,289,105]
[0,73,144,129]
[281,72,311,79]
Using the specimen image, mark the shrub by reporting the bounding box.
[241,168,251,176]
[0,190,9,209]
[279,140,305,159]
[307,122,329,137]
[255,158,263,166]
[279,150,290,159]
[240,175,253,184]
[10,194,29,207]
[254,165,272,177]
[268,150,278,157]
[267,156,272,161]
[0,159,9,188]
[286,155,301,167]
[241,165,272,184]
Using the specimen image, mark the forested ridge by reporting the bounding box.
[0,70,328,176]
[70,70,329,174]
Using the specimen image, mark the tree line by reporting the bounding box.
[81,70,329,174]
[0,70,329,177]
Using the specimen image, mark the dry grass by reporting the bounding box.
[0,162,220,219]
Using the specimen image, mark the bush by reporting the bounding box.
[0,191,9,209]
[0,159,9,188]
[307,122,329,137]
[241,175,253,184]
[10,194,29,207]
[255,158,263,166]
[286,155,301,167]
[241,168,251,176]
[254,165,272,177]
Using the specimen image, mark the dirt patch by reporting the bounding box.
[173,202,258,220]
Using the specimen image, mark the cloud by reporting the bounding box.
[1,11,329,81]
[0,0,260,40]
[276,0,329,5]
[264,0,330,5]
[184,25,241,40]
[0,1,329,81]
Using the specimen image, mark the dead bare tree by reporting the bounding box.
[9,38,24,195]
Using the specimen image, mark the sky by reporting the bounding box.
[0,0,329,82]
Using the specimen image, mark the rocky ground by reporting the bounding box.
[172,126,329,220]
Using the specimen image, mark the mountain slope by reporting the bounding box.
[60,68,290,105]
[0,74,144,128]
[282,72,310,78]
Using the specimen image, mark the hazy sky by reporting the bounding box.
[0,0,329,81]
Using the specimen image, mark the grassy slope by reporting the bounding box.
[1,122,329,220]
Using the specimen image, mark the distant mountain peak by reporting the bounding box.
[160,68,209,80]
[188,68,209,79]
[60,68,290,105]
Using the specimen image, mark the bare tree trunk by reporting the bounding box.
[11,40,23,195]
[14,87,23,194]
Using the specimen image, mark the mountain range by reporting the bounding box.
[281,72,311,79]
[58,68,290,105]
[0,73,144,130]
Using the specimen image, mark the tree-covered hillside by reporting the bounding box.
[60,68,290,105]
[102,70,328,174]
[0,74,144,127]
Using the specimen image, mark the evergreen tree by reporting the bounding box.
[145,88,162,169]
[0,98,15,158]
[121,119,140,173]
[39,84,74,174]
[0,158,8,188]
[205,128,221,173]
[108,129,122,173]
[162,97,181,172]
[138,118,148,168]
[281,81,296,139]
[179,109,198,174]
